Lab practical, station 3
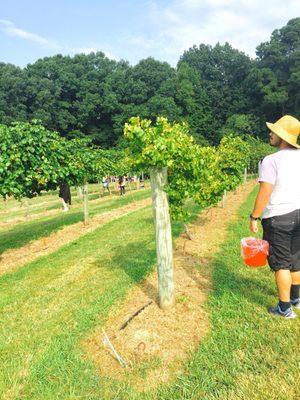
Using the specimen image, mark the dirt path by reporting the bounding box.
[84,180,257,391]
[0,197,152,276]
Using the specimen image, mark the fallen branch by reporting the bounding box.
[102,329,127,368]
[120,301,153,330]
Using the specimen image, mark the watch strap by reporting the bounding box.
[249,214,261,221]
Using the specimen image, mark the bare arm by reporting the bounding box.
[251,182,274,218]
[250,182,274,233]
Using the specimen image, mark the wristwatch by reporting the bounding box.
[249,214,261,221]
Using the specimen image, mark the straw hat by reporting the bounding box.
[266,115,300,148]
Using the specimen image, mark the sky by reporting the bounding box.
[0,0,299,68]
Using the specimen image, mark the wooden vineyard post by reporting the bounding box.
[244,167,247,183]
[150,167,175,309]
[83,180,89,224]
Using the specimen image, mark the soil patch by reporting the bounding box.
[84,180,256,391]
[0,197,151,276]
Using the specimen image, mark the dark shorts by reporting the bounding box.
[262,209,300,272]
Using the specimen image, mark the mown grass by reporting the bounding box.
[0,192,101,221]
[0,183,101,211]
[0,189,151,255]
[0,200,200,400]
[0,182,146,221]
[2,187,299,400]
[154,187,300,400]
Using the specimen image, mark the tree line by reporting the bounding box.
[0,18,299,147]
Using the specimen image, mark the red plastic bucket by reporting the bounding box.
[241,237,269,268]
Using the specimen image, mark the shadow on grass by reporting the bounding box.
[0,192,101,220]
[211,257,276,308]
[105,203,204,305]
[0,190,151,256]
[107,230,158,303]
[179,254,212,293]
[0,211,84,255]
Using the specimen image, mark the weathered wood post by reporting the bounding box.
[244,167,247,183]
[135,176,140,191]
[150,167,174,309]
[83,180,89,224]
[258,161,261,178]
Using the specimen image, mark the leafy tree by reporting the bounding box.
[178,43,253,143]
[131,58,176,98]
[124,117,196,309]
[109,58,182,143]
[0,121,72,199]
[0,120,124,224]
[61,137,125,222]
[217,135,250,191]
[219,114,260,139]
[0,63,28,124]
[1,19,297,149]
[218,114,274,173]
[24,53,121,146]
[175,62,212,145]
[124,116,251,309]
[253,18,300,119]
[245,136,275,174]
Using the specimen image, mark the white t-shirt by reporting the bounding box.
[259,148,300,219]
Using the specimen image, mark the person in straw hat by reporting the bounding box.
[250,115,300,318]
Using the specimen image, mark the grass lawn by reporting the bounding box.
[0,183,101,212]
[0,198,201,400]
[0,182,147,221]
[156,187,300,400]
[1,187,299,399]
[0,192,101,221]
[0,189,151,255]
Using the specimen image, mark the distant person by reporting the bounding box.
[250,115,300,319]
[139,175,145,189]
[59,182,71,212]
[118,176,126,196]
[101,176,111,196]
